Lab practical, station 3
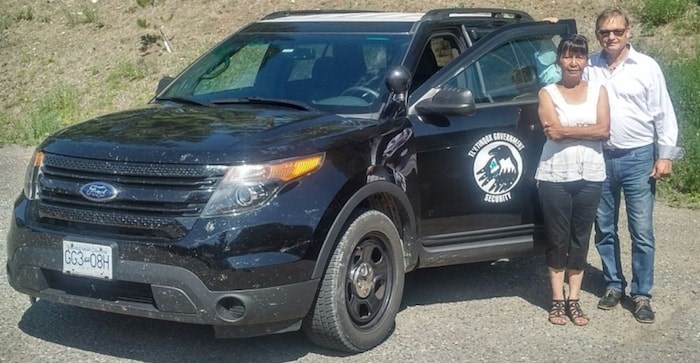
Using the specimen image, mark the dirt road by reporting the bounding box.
[1,145,699,362]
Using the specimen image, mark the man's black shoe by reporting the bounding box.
[598,288,623,310]
[632,296,655,324]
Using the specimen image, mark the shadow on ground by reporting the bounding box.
[17,256,606,361]
[401,255,607,311]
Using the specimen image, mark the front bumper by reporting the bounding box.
[7,244,319,335]
[6,197,322,336]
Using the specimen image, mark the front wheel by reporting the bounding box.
[303,210,405,353]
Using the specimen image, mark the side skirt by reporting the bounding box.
[416,224,543,269]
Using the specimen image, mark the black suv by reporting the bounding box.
[7,9,576,352]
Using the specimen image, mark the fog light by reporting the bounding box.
[216,296,246,321]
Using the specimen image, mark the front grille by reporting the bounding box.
[43,269,155,306]
[34,153,227,240]
[35,204,188,239]
[43,154,212,178]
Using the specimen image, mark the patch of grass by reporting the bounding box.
[675,6,700,34]
[0,13,10,41]
[106,59,151,88]
[0,111,13,147]
[136,0,155,8]
[63,4,104,28]
[14,7,34,22]
[1,13,11,29]
[136,18,149,28]
[639,0,691,27]
[665,49,700,205]
[63,7,77,27]
[5,85,81,145]
[79,4,102,27]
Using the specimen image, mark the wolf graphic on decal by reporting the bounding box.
[469,133,525,203]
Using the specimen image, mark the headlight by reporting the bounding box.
[201,153,325,216]
[23,150,44,200]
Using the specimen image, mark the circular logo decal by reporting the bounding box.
[468,133,525,203]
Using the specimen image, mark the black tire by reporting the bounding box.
[303,210,405,353]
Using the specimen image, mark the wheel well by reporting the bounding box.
[312,181,418,279]
[366,193,404,238]
[364,192,416,271]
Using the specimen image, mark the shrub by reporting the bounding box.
[675,5,700,34]
[664,51,700,205]
[639,0,691,27]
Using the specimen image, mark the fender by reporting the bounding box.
[311,180,418,279]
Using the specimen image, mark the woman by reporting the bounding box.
[536,34,610,326]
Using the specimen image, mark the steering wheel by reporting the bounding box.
[340,86,380,103]
[201,57,230,80]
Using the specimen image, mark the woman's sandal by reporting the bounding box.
[548,300,567,325]
[566,299,590,326]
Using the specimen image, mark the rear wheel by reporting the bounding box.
[303,210,405,352]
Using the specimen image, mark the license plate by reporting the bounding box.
[62,240,113,280]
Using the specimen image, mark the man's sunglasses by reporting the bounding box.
[597,28,627,37]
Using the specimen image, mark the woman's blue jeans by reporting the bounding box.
[594,144,656,298]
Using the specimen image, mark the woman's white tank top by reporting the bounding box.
[535,82,606,182]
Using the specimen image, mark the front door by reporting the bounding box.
[409,20,577,265]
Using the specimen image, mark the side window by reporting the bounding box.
[446,34,562,104]
[478,42,521,102]
[530,35,561,86]
[410,35,461,93]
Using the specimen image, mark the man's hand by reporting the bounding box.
[651,159,673,180]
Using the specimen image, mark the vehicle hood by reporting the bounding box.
[40,104,384,164]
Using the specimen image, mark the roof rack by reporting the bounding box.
[262,10,378,20]
[422,8,533,22]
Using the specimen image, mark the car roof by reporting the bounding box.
[242,9,533,36]
[259,8,533,24]
[259,12,425,23]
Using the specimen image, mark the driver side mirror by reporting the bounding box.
[416,87,476,117]
[415,87,476,126]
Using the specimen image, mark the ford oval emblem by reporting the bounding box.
[79,182,119,202]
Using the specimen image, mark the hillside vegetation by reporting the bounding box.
[1,0,699,204]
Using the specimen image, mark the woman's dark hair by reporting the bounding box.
[556,34,588,59]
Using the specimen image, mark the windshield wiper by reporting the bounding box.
[155,96,211,107]
[210,97,318,112]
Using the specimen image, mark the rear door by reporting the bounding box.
[408,20,576,266]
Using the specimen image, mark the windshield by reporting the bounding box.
[158,32,411,114]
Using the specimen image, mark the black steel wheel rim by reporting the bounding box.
[345,233,394,328]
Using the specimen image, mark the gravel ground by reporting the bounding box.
[1,145,699,362]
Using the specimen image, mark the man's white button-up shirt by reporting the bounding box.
[585,45,684,160]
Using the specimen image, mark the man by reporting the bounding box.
[584,7,685,324]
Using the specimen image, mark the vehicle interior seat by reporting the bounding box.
[310,45,367,101]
